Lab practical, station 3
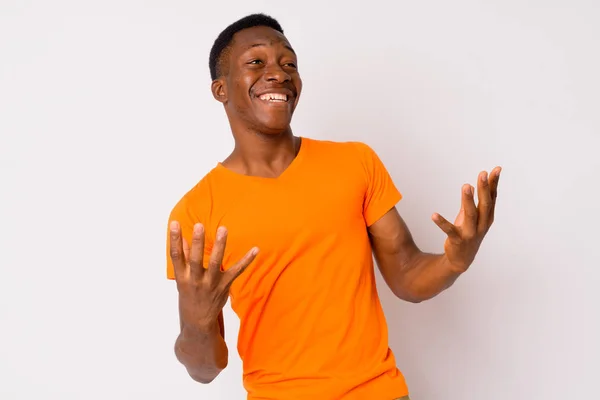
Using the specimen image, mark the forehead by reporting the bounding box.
[230,26,294,54]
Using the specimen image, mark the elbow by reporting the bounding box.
[183,362,227,385]
[396,290,428,303]
[186,363,227,384]
[404,295,425,304]
[391,283,435,303]
[174,344,227,385]
[394,280,456,303]
[189,372,220,384]
[190,375,213,384]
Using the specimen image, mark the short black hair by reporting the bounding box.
[208,13,284,80]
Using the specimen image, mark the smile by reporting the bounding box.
[258,93,289,102]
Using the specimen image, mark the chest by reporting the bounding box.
[221,173,365,257]
[219,176,367,311]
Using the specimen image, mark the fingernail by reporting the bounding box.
[251,247,259,256]
[482,173,488,183]
[217,226,227,239]
[170,221,179,231]
[470,186,474,196]
[194,223,204,234]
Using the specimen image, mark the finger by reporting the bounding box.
[207,226,228,280]
[169,221,187,280]
[432,213,460,239]
[182,237,190,260]
[476,171,493,233]
[461,183,478,238]
[224,247,260,288]
[188,223,205,278]
[489,166,502,224]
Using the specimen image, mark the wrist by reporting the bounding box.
[441,253,470,274]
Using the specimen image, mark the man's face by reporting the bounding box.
[213,26,302,134]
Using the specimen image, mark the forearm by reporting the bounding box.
[395,252,464,302]
[175,320,228,384]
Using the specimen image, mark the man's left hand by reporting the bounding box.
[432,166,502,272]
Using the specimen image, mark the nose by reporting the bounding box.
[264,64,291,83]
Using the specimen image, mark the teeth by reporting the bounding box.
[259,93,288,102]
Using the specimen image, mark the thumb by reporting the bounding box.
[454,206,466,227]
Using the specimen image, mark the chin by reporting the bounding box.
[254,115,293,134]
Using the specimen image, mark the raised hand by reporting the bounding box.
[169,221,259,329]
[432,167,501,271]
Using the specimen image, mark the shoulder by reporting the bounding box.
[303,137,377,159]
[303,137,381,174]
[168,168,220,221]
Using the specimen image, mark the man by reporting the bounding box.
[166,13,501,400]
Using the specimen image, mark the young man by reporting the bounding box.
[166,13,501,400]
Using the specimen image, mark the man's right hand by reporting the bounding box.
[169,221,259,331]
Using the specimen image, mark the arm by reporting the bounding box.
[168,222,259,383]
[174,311,228,384]
[369,168,501,303]
[368,207,462,303]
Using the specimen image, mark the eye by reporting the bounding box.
[248,59,263,65]
[284,62,297,68]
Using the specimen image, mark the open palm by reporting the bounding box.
[432,167,501,271]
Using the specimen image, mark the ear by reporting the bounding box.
[211,79,227,104]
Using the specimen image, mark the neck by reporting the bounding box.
[222,125,300,178]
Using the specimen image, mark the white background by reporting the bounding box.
[1,1,598,399]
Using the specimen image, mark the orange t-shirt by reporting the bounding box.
[166,137,408,399]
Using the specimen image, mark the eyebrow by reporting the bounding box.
[247,42,296,55]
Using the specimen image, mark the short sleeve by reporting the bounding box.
[165,196,196,280]
[165,184,212,280]
[354,142,403,226]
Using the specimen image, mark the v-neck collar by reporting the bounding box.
[215,137,309,183]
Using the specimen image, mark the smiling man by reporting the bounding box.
[166,13,501,400]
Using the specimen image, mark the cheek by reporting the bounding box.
[295,75,303,90]
[228,79,253,112]
[293,77,303,105]
[232,81,248,101]
[235,73,255,93]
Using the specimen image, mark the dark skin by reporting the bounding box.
[211,25,303,178]
[172,26,303,383]
[369,169,501,303]
[170,25,501,384]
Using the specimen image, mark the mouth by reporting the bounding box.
[253,89,295,106]
[258,93,289,103]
